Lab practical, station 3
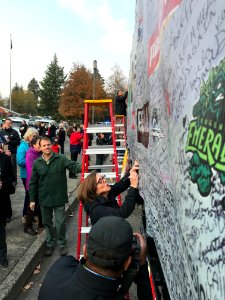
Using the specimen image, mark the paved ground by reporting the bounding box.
[16,204,143,300]
[0,137,146,300]
[0,139,81,300]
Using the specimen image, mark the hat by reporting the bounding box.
[87,216,133,268]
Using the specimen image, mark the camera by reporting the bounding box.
[132,236,141,264]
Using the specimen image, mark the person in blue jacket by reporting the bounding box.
[16,127,38,231]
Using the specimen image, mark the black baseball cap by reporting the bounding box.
[87,216,133,268]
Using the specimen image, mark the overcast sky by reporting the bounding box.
[0,0,136,98]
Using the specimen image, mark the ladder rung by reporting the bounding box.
[85,149,114,155]
[81,226,91,233]
[84,172,117,178]
[115,124,124,127]
[115,131,124,134]
[86,125,112,133]
[85,145,114,154]
[116,147,126,150]
[84,99,112,104]
[88,164,115,169]
[116,139,125,142]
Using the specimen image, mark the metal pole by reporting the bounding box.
[9,34,12,111]
[92,60,97,124]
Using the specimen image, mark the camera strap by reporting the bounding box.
[114,262,139,300]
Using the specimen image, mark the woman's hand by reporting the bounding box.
[129,169,139,188]
[130,160,139,174]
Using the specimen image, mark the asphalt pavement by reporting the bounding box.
[0,138,145,300]
[0,140,81,300]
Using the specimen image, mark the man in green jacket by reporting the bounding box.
[29,137,81,257]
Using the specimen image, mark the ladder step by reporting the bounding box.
[85,145,114,154]
[115,124,124,127]
[86,125,112,133]
[88,164,115,169]
[116,139,125,142]
[84,172,117,178]
[81,226,91,233]
[115,131,124,134]
[87,165,123,170]
[116,147,126,150]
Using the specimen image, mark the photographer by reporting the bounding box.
[38,216,152,300]
[77,160,143,225]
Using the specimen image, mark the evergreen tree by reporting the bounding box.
[39,54,65,116]
[28,78,40,101]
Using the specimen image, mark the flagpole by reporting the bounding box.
[9,34,12,111]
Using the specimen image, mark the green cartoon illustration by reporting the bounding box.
[186,57,225,196]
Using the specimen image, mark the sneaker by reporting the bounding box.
[24,227,37,235]
[45,246,54,257]
[0,257,9,268]
[59,246,68,256]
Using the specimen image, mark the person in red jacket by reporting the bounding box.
[51,137,60,153]
[69,127,83,178]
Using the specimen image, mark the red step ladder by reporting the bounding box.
[76,99,121,259]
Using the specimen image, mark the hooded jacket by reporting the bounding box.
[16,140,29,178]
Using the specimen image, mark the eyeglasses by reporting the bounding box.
[97,175,106,184]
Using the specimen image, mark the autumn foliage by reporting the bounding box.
[59,64,108,121]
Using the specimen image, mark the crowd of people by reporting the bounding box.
[0,118,81,265]
[0,90,153,299]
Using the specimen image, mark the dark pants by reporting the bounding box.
[22,178,30,217]
[25,205,43,229]
[0,218,7,260]
[69,152,79,177]
[71,151,79,162]
[59,142,64,154]
[11,154,17,182]
[96,154,104,172]
[40,205,66,247]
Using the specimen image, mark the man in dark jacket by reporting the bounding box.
[29,137,81,257]
[1,119,20,182]
[0,150,15,267]
[38,216,152,300]
[115,89,128,116]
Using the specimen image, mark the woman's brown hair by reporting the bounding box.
[77,172,97,203]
